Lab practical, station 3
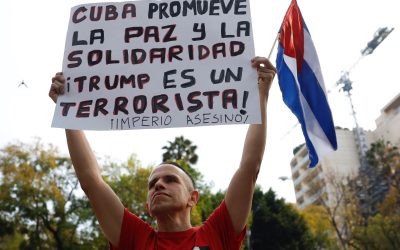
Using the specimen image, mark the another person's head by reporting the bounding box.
[146,162,199,218]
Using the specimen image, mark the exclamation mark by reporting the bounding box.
[240,91,249,115]
[67,77,70,93]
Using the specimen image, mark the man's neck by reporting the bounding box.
[155,211,192,232]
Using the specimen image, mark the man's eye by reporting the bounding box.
[166,176,177,183]
[148,180,156,188]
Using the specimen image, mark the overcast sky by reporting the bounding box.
[0,0,399,203]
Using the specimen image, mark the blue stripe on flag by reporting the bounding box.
[298,60,338,150]
[276,45,319,166]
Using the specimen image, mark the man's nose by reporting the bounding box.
[154,179,165,191]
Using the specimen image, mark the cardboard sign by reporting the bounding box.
[51,0,260,130]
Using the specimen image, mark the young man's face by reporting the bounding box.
[146,164,197,217]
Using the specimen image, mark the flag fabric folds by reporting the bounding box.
[276,0,337,167]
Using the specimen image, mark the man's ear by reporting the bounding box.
[188,190,199,207]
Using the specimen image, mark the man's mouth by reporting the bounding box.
[152,192,169,202]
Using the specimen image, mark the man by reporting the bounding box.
[49,56,276,249]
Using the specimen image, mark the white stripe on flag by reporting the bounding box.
[303,29,327,95]
[283,55,334,164]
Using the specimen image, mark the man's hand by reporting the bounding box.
[251,56,276,97]
[49,72,65,103]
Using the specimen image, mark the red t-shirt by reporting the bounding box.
[110,201,246,250]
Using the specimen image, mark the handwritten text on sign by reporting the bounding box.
[51,0,260,130]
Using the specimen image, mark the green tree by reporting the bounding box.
[103,154,153,224]
[193,188,225,225]
[162,136,198,165]
[349,140,400,249]
[358,213,400,250]
[316,172,361,249]
[316,140,400,250]
[250,187,316,250]
[71,154,157,248]
[300,205,338,249]
[366,140,400,197]
[0,140,97,250]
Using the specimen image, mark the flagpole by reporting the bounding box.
[267,33,279,59]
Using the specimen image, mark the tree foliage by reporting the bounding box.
[103,154,153,225]
[366,140,400,194]
[250,187,316,250]
[162,135,198,165]
[315,171,362,249]
[300,205,338,249]
[0,140,97,249]
[350,140,400,249]
[312,140,400,249]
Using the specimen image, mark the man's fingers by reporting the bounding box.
[51,81,64,94]
[49,72,65,103]
[51,72,65,94]
[57,82,65,95]
[251,57,276,94]
[251,56,268,65]
[251,56,275,68]
[251,57,276,74]
[258,70,275,79]
[256,62,276,82]
[52,73,65,84]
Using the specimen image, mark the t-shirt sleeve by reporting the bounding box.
[109,208,153,250]
[203,200,246,249]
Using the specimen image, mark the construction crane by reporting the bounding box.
[336,27,394,162]
[336,27,394,220]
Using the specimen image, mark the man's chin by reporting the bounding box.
[150,203,183,217]
[150,203,168,215]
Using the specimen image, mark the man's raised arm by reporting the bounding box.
[225,57,276,234]
[49,73,124,246]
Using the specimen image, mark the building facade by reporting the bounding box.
[373,93,400,147]
[291,93,400,209]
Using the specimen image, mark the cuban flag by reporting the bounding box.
[276,0,337,167]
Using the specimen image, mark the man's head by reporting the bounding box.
[146,162,199,218]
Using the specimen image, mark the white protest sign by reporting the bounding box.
[51,0,260,130]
